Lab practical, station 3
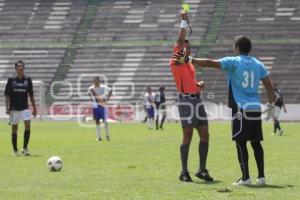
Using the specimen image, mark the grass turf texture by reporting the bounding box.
[0,121,298,200]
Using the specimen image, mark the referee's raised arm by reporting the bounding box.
[176,11,188,47]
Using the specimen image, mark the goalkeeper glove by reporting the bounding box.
[264,103,274,121]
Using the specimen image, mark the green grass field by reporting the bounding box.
[0,121,298,200]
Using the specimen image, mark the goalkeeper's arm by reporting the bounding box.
[172,51,221,69]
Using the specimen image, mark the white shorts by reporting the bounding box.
[9,109,31,125]
[273,106,281,119]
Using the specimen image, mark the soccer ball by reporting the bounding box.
[47,156,63,172]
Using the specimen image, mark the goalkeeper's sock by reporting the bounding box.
[251,141,265,178]
[273,122,277,133]
[12,133,18,152]
[236,141,250,180]
[96,125,101,139]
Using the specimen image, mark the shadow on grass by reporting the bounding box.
[245,184,291,189]
[192,180,223,185]
[26,154,42,158]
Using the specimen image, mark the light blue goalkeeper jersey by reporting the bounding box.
[219,55,269,110]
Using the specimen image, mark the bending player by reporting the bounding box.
[88,77,112,141]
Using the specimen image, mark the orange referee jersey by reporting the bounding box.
[170,45,201,93]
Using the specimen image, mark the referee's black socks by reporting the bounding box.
[12,133,18,152]
[23,130,30,149]
[180,144,190,173]
[199,142,208,171]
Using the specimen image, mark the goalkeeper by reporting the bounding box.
[173,35,275,186]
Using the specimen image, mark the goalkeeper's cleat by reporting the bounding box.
[179,172,193,182]
[96,138,102,141]
[232,178,252,186]
[256,177,266,185]
[21,148,30,156]
[13,151,21,156]
[195,169,214,182]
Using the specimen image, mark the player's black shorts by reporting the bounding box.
[232,108,263,141]
[178,97,208,128]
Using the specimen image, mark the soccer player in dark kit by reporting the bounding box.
[272,83,287,136]
[5,60,37,156]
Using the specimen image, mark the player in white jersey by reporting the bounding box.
[144,86,155,129]
[88,77,112,141]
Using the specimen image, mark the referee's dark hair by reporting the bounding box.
[234,35,252,54]
[15,60,25,68]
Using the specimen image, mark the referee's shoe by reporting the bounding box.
[195,169,214,182]
[179,171,193,182]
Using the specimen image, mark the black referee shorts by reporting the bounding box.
[232,108,263,141]
[178,98,208,128]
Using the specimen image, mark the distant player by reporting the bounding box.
[4,60,37,156]
[88,77,112,141]
[272,83,287,135]
[144,86,155,129]
[154,86,166,130]
[173,35,275,185]
[170,11,213,182]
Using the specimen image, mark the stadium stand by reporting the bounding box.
[0,0,86,42]
[0,0,299,111]
[55,0,217,105]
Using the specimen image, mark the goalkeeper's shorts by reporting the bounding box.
[232,107,263,141]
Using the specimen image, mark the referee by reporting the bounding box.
[170,11,213,182]
[5,60,37,156]
[173,35,275,185]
